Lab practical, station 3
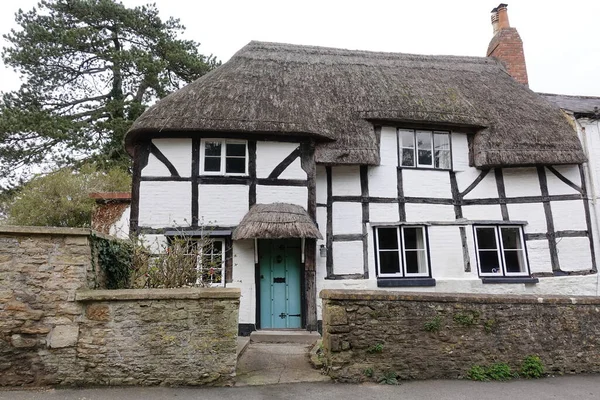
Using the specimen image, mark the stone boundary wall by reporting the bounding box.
[0,226,240,387]
[321,289,600,382]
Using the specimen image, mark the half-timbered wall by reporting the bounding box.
[315,125,598,320]
[135,138,309,325]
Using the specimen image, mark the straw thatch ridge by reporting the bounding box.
[232,203,323,240]
[128,41,585,167]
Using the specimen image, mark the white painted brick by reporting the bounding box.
[379,126,398,166]
[551,165,581,188]
[428,226,468,279]
[256,142,304,179]
[459,169,498,199]
[405,204,455,222]
[332,241,364,275]
[557,237,593,272]
[368,166,397,198]
[139,181,191,227]
[403,169,451,199]
[369,203,399,224]
[332,166,361,196]
[316,166,327,204]
[316,207,328,281]
[143,139,192,177]
[507,203,547,233]
[228,239,256,324]
[451,132,469,172]
[256,185,307,209]
[552,200,587,231]
[199,185,248,226]
[503,167,541,197]
[139,234,169,254]
[525,240,552,274]
[461,204,503,221]
[109,205,130,238]
[546,165,581,195]
[332,202,362,234]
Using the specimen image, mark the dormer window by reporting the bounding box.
[200,139,248,175]
[398,129,451,170]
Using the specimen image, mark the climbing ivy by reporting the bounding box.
[90,234,133,289]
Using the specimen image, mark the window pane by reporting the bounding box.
[379,251,400,274]
[418,150,432,166]
[435,150,451,169]
[405,250,428,274]
[403,227,424,250]
[226,157,246,174]
[399,130,414,148]
[417,131,433,166]
[226,143,246,157]
[213,240,223,253]
[204,157,221,172]
[204,142,221,157]
[501,228,522,250]
[476,228,497,250]
[377,228,399,250]
[479,251,501,273]
[504,250,526,273]
[434,133,450,151]
[402,148,415,167]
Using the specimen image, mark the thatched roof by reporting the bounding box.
[540,93,600,119]
[232,203,322,240]
[127,41,585,167]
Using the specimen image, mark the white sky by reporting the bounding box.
[0,0,598,96]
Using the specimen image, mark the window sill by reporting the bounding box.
[481,277,539,284]
[377,278,436,287]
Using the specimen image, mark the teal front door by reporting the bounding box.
[259,239,302,329]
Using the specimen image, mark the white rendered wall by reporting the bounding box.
[503,168,541,197]
[403,169,451,199]
[316,166,327,204]
[256,142,305,179]
[405,204,455,221]
[198,185,249,226]
[332,166,361,196]
[143,139,192,177]
[139,181,191,227]
[228,239,256,324]
[332,241,364,275]
[332,202,362,235]
[256,185,307,209]
[109,205,130,239]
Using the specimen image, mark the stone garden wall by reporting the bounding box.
[0,226,240,387]
[321,289,600,382]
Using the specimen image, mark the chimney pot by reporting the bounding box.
[497,3,510,30]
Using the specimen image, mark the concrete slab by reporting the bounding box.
[249,330,320,344]
[235,343,330,386]
[237,337,250,360]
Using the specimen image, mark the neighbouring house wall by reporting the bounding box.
[0,227,240,387]
[321,289,600,382]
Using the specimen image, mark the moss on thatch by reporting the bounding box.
[127,41,585,167]
[232,203,322,240]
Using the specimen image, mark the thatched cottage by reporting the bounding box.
[125,4,598,334]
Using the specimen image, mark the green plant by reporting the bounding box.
[484,319,496,334]
[486,363,514,381]
[90,234,133,289]
[366,343,384,354]
[424,316,442,332]
[467,365,488,381]
[363,367,373,378]
[453,311,478,326]
[378,370,399,385]
[520,355,545,379]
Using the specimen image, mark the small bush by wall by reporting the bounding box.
[321,290,600,382]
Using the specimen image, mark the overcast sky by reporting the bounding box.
[0,0,598,96]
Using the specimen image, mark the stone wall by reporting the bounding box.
[0,226,240,387]
[321,289,600,382]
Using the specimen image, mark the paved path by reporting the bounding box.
[235,342,330,386]
[1,375,600,400]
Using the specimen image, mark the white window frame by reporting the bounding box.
[375,226,430,278]
[195,238,226,287]
[200,139,248,176]
[474,225,529,277]
[397,129,452,170]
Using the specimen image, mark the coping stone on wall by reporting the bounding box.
[76,288,242,302]
[0,225,115,240]
[319,289,600,305]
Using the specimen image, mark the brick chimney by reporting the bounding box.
[487,4,529,86]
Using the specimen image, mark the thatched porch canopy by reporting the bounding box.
[233,203,322,240]
[127,41,585,167]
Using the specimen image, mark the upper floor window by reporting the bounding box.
[200,139,247,175]
[474,226,530,277]
[398,129,451,169]
[375,226,430,278]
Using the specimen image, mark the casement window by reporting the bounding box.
[474,226,530,277]
[196,238,225,286]
[200,139,248,175]
[398,129,451,169]
[375,226,430,277]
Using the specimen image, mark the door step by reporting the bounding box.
[250,330,321,344]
